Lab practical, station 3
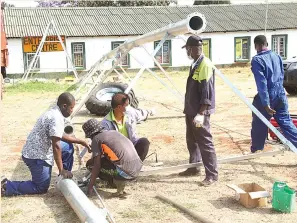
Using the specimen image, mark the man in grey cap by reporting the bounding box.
[179,35,218,186]
[82,119,143,197]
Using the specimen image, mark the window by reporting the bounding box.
[272,35,287,59]
[71,42,86,69]
[202,38,211,59]
[25,53,40,70]
[154,40,171,66]
[234,37,251,62]
[111,41,129,67]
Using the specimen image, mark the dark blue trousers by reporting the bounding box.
[185,115,218,180]
[5,141,74,196]
[251,93,297,152]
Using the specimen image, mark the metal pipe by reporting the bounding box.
[70,50,131,119]
[156,194,215,223]
[124,33,168,94]
[139,150,283,176]
[93,186,116,223]
[74,12,206,95]
[141,45,183,99]
[215,69,297,154]
[129,52,184,102]
[71,13,206,119]
[56,178,108,223]
[103,12,206,61]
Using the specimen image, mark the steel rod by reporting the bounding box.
[142,45,183,99]
[93,186,116,223]
[156,194,215,223]
[215,69,297,153]
[124,34,168,94]
[139,150,284,176]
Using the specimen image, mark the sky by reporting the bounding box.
[3,0,297,7]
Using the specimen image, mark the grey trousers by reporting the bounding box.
[185,114,218,180]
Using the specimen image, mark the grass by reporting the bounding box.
[4,66,251,94]
[5,81,75,93]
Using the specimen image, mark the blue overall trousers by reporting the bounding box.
[251,50,297,152]
[251,86,297,152]
[5,141,74,196]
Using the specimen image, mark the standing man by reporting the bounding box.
[179,35,218,186]
[101,92,151,161]
[250,35,297,153]
[82,119,143,197]
[1,92,90,196]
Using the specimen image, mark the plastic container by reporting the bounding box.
[272,181,296,213]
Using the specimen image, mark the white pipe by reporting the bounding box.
[139,150,283,176]
[124,33,168,94]
[102,12,206,62]
[56,178,108,223]
[71,13,206,119]
[129,52,184,102]
[76,12,206,91]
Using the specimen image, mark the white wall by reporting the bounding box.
[6,39,23,74]
[6,29,297,74]
[199,29,297,65]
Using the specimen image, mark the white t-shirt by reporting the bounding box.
[22,106,65,165]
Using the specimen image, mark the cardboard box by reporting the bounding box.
[227,183,270,208]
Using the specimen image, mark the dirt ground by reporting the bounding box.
[1,68,297,223]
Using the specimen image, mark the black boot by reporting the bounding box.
[178,168,201,176]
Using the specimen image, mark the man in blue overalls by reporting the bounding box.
[251,35,297,153]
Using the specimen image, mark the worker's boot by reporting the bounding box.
[179,168,201,176]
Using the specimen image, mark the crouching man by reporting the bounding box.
[82,119,143,197]
[1,92,90,196]
[101,92,151,161]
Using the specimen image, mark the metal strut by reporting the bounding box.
[139,149,284,176]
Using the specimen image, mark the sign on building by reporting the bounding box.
[23,36,66,53]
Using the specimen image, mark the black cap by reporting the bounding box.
[182,35,203,49]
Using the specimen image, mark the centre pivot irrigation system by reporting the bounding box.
[55,12,296,223]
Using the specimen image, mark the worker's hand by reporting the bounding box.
[81,140,92,153]
[264,106,276,116]
[60,169,73,179]
[193,114,205,128]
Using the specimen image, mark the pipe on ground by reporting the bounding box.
[156,194,215,223]
[56,178,108,223]
[140,150,283,176]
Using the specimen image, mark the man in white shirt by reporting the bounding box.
[1,92,90,196]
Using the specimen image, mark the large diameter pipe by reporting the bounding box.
[101,12,206,62]
[56,178,108,223]
[71,13,206,119]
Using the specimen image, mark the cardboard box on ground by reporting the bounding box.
[227,183,270,208]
